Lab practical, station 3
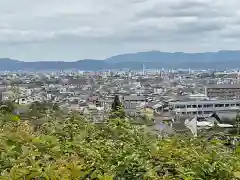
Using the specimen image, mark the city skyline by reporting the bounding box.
[1,0,240,61]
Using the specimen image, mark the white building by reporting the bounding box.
[169,100,240,119]
[188,93,209,100]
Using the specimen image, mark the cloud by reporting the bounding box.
[0,0,240,60]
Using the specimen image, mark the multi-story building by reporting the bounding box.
[123,95,146,116]
[205,84,240,100]
[169,100,240,119]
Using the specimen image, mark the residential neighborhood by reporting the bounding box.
[1,69,240,135]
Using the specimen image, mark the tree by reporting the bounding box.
[0,101,15,114]
[111,95,121,112]
[111,95,125,118]
[1,105,240,179]
[236,110,240,135]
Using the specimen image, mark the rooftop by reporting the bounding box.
[170,99,240,105]
[206,84,240,89]
[123,95,145,101]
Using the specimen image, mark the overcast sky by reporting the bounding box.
[0,0,240,61]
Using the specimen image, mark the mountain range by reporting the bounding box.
[1,50,240,71]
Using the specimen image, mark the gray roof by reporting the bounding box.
[98,99,113,103]
[170,99,240,106]
[123,95,145,101]
[172,122,189,132]
[206,84,240,89]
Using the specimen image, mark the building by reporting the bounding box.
[82,106,105,123]
[205,84,240,100]
[0,86,7,101]
[97,98,113,111]
[123,95,146,116]
[188,93,209,100]
[123,95,145,108]
[169,100,240,119]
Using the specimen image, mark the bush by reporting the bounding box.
[0,111,240,179]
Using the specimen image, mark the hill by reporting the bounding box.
[1,50,240,70]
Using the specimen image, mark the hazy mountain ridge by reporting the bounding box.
[1,50,240,70]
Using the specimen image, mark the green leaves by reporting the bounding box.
[0,110,240,179]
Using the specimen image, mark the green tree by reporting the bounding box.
[0,101,15,114]
[111,95,121,112]
[0,104,240,179]
[111,95,125,118]
[236,110,240,135]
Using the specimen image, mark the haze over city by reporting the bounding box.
[1,0,240,61]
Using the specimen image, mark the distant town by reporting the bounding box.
[1,68,240,135]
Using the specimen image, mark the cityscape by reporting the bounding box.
[2,0,240,179]
[1,68,240,134]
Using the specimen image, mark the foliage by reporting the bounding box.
[27,101,60,119]
[0,107,240,179]
[0,101,15,114]
[111,95,125,118]
[111,95,121,112]
[236,111,240,135]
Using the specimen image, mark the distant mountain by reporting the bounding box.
[1,50,240,71]
[0,58,107,71]
[106,50,240,63]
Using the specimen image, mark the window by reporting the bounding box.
[204,104,211,108]
[175,105,185,109]
[204,111,212,114]
[215,104,224,107]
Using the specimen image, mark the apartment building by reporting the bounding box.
[205,84,240,100]
[169,100,240,118]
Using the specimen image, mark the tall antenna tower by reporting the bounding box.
[142,64,145,76]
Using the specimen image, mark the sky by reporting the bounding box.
[0,0,240,61]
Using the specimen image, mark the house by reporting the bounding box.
[2,91,14,101]
[123,95,145,108]
[82,105,105,123]
[123,95,146,116]
[97,98,113,111]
